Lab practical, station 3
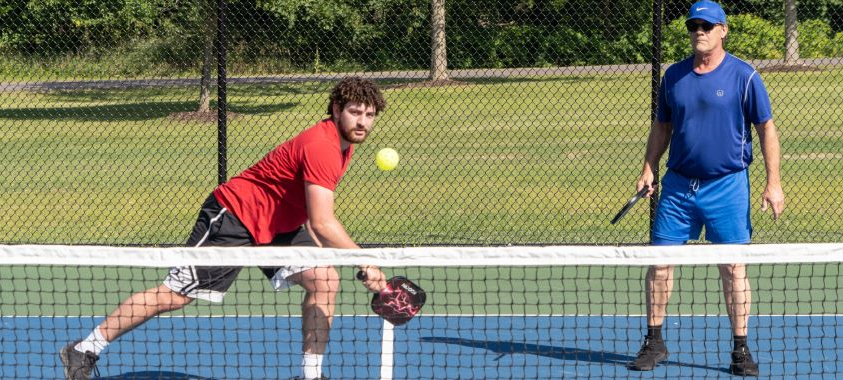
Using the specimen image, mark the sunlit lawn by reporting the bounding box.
[1,69,842,246]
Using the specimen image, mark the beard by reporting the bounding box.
[338,119,369,144]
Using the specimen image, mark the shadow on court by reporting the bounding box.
[421,336,731,374]
[95,371,216,380]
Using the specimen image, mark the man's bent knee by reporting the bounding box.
[152,284,194,312]
[298,267,340,294]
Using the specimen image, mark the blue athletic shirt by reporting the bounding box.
[657,53,772,179]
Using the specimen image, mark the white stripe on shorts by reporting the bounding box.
[194,208,227,247]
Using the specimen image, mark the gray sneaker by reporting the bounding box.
[59,341,100,380]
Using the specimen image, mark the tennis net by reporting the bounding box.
[1,243,842,379]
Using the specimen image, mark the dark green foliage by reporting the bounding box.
[660,12,842,62]
[0,0,167,55]
[1,0,841,74]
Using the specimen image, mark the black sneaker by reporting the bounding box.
[627,336,669,371]
[730,345,759,377]
[59,341,100,380]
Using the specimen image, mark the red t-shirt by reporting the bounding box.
[213,119,353,244]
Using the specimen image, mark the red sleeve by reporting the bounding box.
[301,141,342,191]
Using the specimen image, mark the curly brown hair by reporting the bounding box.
[326,77,387,116]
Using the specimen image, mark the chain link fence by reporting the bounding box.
[1,0,841,245]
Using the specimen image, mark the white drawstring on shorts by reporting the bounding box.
[689,178,700,193]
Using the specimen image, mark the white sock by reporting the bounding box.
[301,353,323,380]
[74,327,109,355]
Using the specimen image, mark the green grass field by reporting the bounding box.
[1,70,842,245]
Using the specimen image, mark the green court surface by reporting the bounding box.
[2,263,840,317]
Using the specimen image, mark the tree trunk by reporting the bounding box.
[430,0,449,81]
[198,0,215,113]
[784,0,800,65]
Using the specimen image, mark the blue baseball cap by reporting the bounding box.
[687,1,727,24]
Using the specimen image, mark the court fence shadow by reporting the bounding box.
[421,336,730,374]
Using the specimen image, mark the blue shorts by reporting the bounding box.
[652,169,752,245]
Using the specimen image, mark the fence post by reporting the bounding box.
[649,0,662,241]
[216,0,228,185]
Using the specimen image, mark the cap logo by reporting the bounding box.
[696,7,708,11]
[716,89,725,97]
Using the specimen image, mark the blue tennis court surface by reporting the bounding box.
[2,315,841,379]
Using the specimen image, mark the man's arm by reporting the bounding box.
[305,182,357,248]
[754,119,784,220]
[637,121,672,196]
[305,181,386,291]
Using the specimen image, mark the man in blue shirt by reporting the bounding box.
[627,1,784,376]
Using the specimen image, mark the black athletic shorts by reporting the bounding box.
[163,193,316,302]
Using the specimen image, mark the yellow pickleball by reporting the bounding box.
[375,148,399,171]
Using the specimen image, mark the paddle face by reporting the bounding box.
[370,276,426,326]
[610,187,650,224]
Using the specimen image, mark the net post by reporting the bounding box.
[216,0,228,184]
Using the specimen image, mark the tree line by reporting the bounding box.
[1,0,841,76]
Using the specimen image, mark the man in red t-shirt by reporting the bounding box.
[61,78,388,380]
